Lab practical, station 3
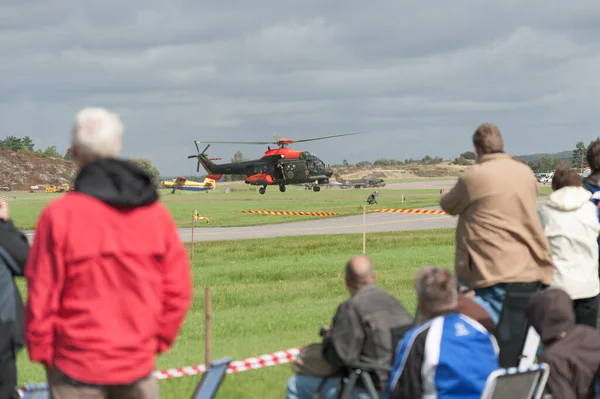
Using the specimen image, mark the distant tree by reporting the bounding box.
[132,158,161,188]
[460,151,476,160]
[230,151,247,180]
[0,136,26,151]
[572,141,587,169]
[64,146,76,161]
[421,155,443,165]
[453,157,471,166]
[343,159,349,166]
[42,145,62,158]
[538,155,555,172]
[355,161,372,168]
[21,136,34,151]
[231,151,246,163]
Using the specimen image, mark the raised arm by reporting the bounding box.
[440,177,470,215]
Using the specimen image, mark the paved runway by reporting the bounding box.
[21,206,458,243]
[22,197,548,243]
[179,208,458,242]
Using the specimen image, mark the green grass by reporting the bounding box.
[15,229,456,398]
[7,188,443,230]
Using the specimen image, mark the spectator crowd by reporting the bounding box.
[1,111,600,399]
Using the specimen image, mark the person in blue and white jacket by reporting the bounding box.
[387,267,499,399]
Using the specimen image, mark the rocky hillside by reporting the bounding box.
[0,150,77,191]
[332,161,468,180]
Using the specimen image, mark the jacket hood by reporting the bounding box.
[74,158,159,208]
[526,288,575,344]
[547,186,592,211]
[585,171,600,188]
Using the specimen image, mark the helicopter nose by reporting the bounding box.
[326,168,333,177]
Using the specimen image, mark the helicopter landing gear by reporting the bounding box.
[279,184,286,193]
[259,186,266,195]
[313,185,321,192]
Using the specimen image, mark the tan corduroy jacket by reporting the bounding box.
[441,152,554,289]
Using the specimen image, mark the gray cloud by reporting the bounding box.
[1,1,600,175]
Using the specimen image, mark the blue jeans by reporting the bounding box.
[472,283,506,325]
[286,375,385,399]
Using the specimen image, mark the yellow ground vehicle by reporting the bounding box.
[44,183,70,193]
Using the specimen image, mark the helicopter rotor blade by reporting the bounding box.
[291,131,366,143]
[192,131,366,146]
[194,141,200,153]
[201,144,210,155]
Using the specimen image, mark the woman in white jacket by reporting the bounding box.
[538,167,600,328]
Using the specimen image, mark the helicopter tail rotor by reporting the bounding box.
[188,141,211,173]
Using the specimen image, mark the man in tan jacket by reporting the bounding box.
[440,123,553,324]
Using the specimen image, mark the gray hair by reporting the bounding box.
[71,107,123,164]
[414,267,458,310]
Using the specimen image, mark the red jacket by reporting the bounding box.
[25,159,192,385]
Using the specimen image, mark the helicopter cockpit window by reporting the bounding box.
[315,160,325,169]
[307,161,315,169]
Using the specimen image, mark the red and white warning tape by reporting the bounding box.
[154,347,300,380]
[20,347,301,392]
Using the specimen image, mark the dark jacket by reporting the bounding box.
[583,172,600,277]
[0,219,29,358]
[526,288,600,399]
[322,285,413,390]
[25,158,192,385]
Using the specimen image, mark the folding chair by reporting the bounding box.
[479,363,550,399]
[190,357,232,399]
[495,282,542,368]
[336,323,413,399]
[19,388,50,399]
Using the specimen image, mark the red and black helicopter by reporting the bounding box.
[187,133,362,194]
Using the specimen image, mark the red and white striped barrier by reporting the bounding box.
[20,348,301,393]
[154,347,300,380]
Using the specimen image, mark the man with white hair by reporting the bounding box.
[25,108,192,398]
[387,267,499,399]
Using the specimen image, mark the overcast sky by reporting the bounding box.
[1,1,599,176]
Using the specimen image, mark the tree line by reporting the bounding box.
[0,135,70,159]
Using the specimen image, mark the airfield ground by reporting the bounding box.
[8,179,461,231]
[10,178,552,398]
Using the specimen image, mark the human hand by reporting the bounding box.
[320,326,332,338]
[0,201,9,221]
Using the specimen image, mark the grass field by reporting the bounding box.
[15,229,456,398]
[6,187,444,230]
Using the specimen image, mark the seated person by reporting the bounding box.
[526,288,600,398]
[286,255,413,399]
[387,267,499,399]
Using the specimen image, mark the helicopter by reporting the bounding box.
[187,133,363,194]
